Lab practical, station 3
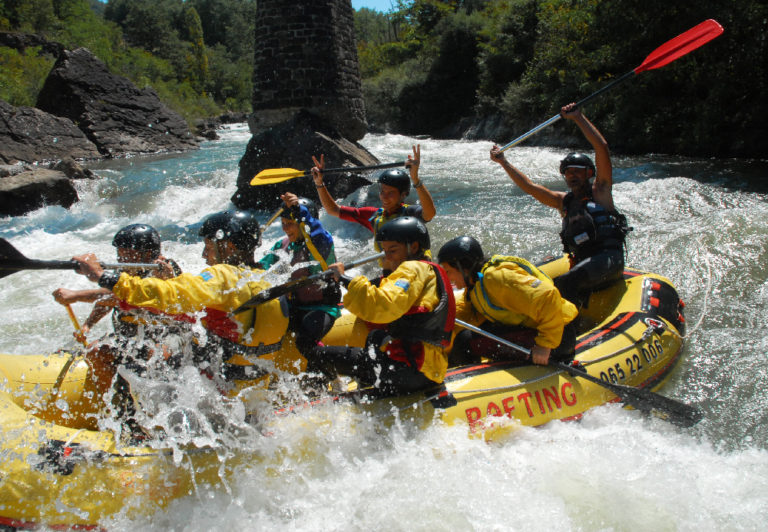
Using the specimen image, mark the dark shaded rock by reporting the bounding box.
[0,100,100,164]
[194,111,249,140]
[0,31,65,58]
[36,48,198,157]
[0,168,78,217]
[233,110,376,211]
[51,157,97,180]
[219,112,248,124]
[199,127,219,140]
[0,164,26,178]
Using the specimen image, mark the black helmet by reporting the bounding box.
[112,224,161,258]
[559,153,595,175]
[281,197,319,221]
[199,210,261,252]
[375,216,430,252]
[377,168,411,195]
[437,236,485,274]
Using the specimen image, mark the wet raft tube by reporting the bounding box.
[0,351,263,529]
[322,256,687,433]
[0,257,685,528]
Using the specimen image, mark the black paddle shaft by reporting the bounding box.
[0,238,159,279]
[455,318,703,427]
[552,361,703,428]
[233,252,385,312]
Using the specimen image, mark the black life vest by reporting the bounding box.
[386,261,455,347]
[560,192,630,261]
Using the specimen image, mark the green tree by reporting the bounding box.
[6,0,56,32]
[0,46,54,106]
[183,6,209,93]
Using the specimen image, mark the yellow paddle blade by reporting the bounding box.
[250,167,307,186]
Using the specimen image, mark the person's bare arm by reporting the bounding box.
[52,287,113,305]
[562,103,613,206]
[407,144,436,221]
[490,145,564,210]
[311,154,341,218]
[83,304,112,330]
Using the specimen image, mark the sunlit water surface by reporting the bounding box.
[2,124,768,529]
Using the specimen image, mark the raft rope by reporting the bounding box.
[679,243,712,339]
[404,321,669,404]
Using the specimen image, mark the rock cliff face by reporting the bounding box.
[0,168,78,216]
[0,100,100,164]
[0,44,200,216]
[36,48,198,157]
[232,111,375,211]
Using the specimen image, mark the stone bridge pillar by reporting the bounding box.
[234,0,373,210]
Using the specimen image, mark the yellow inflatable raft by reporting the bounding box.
[0,257,688,528]
[303,256,689,436]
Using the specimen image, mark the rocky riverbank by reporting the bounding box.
[0,34,209,217]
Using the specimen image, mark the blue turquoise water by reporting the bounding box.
[2,124,768,529]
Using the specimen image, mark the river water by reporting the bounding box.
[2,124,767,529]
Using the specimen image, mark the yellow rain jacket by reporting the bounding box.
[343,260,449,384]
[111,264,289,348]
[457,255,578,349]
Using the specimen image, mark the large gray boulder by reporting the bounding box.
[0,168,78,217]
[36,48,198,157]
[0,100,100,164]
[233,110,376,211]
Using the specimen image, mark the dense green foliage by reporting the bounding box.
[355,0,767,157]
[0,0,255,124]
[2,0,764,156]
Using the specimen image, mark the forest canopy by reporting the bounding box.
[354,0,766,158]
[1,0,765,157]
[0,0,256,123]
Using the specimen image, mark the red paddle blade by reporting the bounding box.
[635,19,723,74]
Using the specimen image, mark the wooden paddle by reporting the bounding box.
[499,19,724,152]
[260,207,285,234]
[0,238,161,279]
[250,161,406,185]
[455,319,703,427]
[64,304,88,347]
[233,252,384,312]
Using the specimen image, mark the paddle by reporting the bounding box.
[64,304,88,347]
[499,18,724,152]
[455,319,703,427]
[250,161,406,186]
[0,238,161,279]
[260,207,285,234]
[233,252,385,312]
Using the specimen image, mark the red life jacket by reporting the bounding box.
[384,261,455,369]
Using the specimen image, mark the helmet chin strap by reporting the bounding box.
[215,240,239,265]
[456,262,473,289]
[405,241,422,260]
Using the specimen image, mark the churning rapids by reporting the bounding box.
[1,124,767,529]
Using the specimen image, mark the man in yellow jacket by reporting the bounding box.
[72,210,289,376]
[437,236,578,366]
[307,216,455,395]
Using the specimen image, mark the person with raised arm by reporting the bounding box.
[490,103,630,306]
[255,193,341,359]
[311,145,436,271]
